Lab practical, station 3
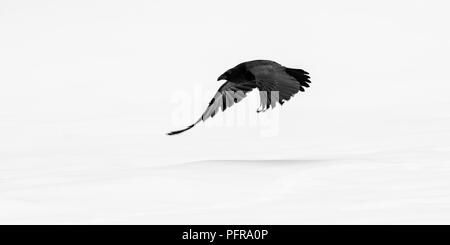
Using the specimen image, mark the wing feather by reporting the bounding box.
[167,81,256,135]
[249,64,311,110]
[201,81,255,121]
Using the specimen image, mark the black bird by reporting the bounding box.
[167,60,311,135]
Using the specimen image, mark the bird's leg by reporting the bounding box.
[257,103,268,113]
[257,91,268,113]
[257,107,269,113]
[257,104,263,113]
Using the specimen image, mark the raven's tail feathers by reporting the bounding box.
[284,68,311,91]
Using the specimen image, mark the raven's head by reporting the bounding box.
[217,64,254,82]
[217,71,230,81]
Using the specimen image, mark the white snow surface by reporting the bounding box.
[1,0,450,224]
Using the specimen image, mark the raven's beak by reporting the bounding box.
[217,73,227,81]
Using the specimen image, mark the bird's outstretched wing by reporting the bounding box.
[249,64,311,112]
[167,81,256,135]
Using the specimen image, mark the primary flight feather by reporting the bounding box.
[167,60,311,135]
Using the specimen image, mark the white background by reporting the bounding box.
[1,0,450,224]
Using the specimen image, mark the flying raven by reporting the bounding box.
[168,60,311,135]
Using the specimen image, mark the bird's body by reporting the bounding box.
[168,60,311,135]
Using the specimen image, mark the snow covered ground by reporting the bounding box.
[1,109,450,224]
[2,146,450,224]
[1,0,450,224]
